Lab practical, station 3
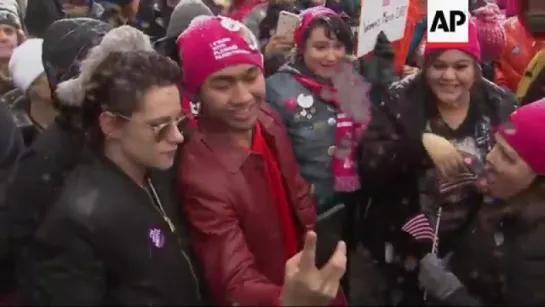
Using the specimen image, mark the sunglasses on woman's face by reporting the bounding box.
[115,113,188,142]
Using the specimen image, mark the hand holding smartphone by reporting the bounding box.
[276,10,300,37]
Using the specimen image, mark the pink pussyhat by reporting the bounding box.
[472,3,506,62]
[424,20,481,61]
[294,6,337,50]
[498,98,545,175]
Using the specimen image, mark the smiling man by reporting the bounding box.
[177,15,345,306]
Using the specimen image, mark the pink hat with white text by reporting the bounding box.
[177,15,263,97]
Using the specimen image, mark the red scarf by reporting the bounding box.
[251,123,298,260]
[293,74,365,192]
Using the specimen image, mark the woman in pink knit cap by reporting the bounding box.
[472,3,506,81]
[358,19,517,305]
[473,3,506,62]
[417,98,545,306]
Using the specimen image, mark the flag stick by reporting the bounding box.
[424,206,443,301]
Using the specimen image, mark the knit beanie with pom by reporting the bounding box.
[0,0,21,29]
[472,3,506,62]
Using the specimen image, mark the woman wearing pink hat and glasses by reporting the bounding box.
[418,97,545,306]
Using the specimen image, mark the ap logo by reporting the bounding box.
[427,0,469,47]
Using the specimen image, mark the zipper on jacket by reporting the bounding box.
[147,179,202,302]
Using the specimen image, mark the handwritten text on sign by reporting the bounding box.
[357,0,408,56]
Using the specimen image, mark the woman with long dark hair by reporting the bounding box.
[357,21,516,305]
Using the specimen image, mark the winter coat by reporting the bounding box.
[0,96,23,184]
[1,89,42,145]
[4,120,86,303]
[265,35,396,210]
[357,74,516,304]
[4,18,113,304]
[135,0,166,40]
[28,154,203,305]
[0,99,23,292]
[438,205,545,306]
[495,17,545,92]
[265,60,375,212]
[266,63,343,213]
[502,218,545,305]
[178,103,330,306]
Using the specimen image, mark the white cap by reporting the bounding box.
[9,38,45,92]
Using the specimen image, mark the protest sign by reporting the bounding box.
[357,0,409,57]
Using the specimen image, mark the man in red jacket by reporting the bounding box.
[176,15,345,306]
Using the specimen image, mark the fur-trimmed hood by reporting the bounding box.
[55,25,154,107]
[42,18,112,100]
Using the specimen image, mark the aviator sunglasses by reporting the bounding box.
[114,113,188,142]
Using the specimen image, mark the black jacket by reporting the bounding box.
[502,219,545,305]
[28,154,203,305]
[440,217,545,306]
[0,98,24,294]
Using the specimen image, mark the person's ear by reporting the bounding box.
[17,29,25,45]
[98,111,123,139]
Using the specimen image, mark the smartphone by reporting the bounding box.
[315,203,346,267]
[276,11,300,37]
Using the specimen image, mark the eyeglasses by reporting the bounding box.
[114,113,187,142]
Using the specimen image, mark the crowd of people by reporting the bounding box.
[0,0,543,305]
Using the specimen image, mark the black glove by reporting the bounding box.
[359,31,397,87]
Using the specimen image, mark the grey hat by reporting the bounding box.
[165,0,213,39]
[0,0,21,28]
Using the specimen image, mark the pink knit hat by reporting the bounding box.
[498,98,545,175]
[424,20,481,61]
[177,15,263,97]
[472,3,506,62]
[294,6,336,50]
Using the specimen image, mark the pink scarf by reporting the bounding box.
[293,74,364,192]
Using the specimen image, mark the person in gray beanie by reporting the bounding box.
[0,0,24,95]
[154,0,213,62]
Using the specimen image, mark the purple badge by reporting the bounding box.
[149,228,165,248]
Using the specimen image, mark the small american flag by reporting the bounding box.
[402,214,436,241]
